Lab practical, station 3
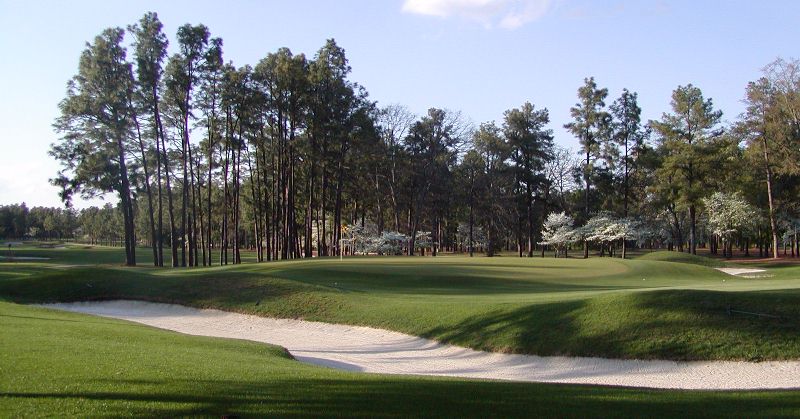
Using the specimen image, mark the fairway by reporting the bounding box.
[44,299,800,389]
[3,4,799,416]
[3,246,800,416]
[3,301,800,418]
[3,245,800,361]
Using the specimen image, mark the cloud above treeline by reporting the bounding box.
[402,0,553,29]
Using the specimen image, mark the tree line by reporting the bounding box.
[0,203,123,245]
[46,12,800,266]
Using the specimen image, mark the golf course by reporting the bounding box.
[2,244,800,417]
[4,0,800,416]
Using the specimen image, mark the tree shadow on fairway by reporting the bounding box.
[4,377,799,418]
[0,313,89,323]
[266,265,638,296]
[0,267,314,306]
[421,299,596,356]
[420,288,800,360]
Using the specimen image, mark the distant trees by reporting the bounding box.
[0,204,29,239]
[540,212,575,257]
[46,13,800,263]
[457,149,483,257]
[51,28,138,265]
[376,104,415,232]
[583,213,639,259]
[564,77,610,258]
[736,58,800,259]
[405,108,468,255]
[650,85,724,255]
[129,12,169,266]
[470,122,509,256]
[51,15,384,265]
[609,89,646,217]
[703,192,757,258]
[504,102,553,256]
[164,23,211,268]
[0,204,77,240]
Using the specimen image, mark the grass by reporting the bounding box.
[2,301,800,418]
[3,247,800,360]
[637,249,732,267]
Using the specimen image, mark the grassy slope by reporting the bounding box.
[3,248,800,360]
[638,250,730,267]
[1,302,799,418]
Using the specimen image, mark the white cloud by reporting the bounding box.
[402,0,553,29]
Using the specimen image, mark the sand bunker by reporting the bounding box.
[42,300,800,390]
[716,267,768,276]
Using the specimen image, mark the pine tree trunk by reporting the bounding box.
[526,181,534,257]
[206,116,215,266]
[156,103,178,267]
[131,106,158,267]
[305,158,315,258]
[221,114,231,265]
[188,143,198,267]
[761,137,780,259]
[584,150,590,259]
[689,205,697,255]
[468,179,474,257]
[181,126,188,267]
[115,132,136,266]
[234,141,242,264]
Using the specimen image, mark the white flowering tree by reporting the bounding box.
[703,192,757,258]
[413,231,432,254]
[539,212,576,258]
[456,223,485,254]
[343,223,379,255]
[583,213,641,259]
[632,219,663,250]
[369,231,410,255]
[780,217,800,255]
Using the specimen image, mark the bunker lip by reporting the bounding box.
[40,300,800,390]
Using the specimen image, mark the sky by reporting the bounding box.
[0,0,798,208]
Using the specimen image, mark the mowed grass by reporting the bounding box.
[2,302,800,418]
[3,246,800,361]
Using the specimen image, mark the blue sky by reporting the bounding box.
[0,0,798,208]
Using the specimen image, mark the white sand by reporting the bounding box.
[41,300,800,390]
[716,267,767,276]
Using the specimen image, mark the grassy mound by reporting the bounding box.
[637,250,729,267]
[2,250,800,361]
[2,301,799,417]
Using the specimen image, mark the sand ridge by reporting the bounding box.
[41,300,800,390]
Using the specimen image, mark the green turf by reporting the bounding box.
[637,250,731,267]
[1,301,799,418]
[3,247,800,360]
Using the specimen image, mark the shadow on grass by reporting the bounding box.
[422,289,800,360]
[5,264,800,360]
[267,265,638,296]
[0,267,304,305]
[4,377,800,418]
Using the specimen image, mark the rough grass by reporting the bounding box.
[3,248,800,360]
[2,301,800,418]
